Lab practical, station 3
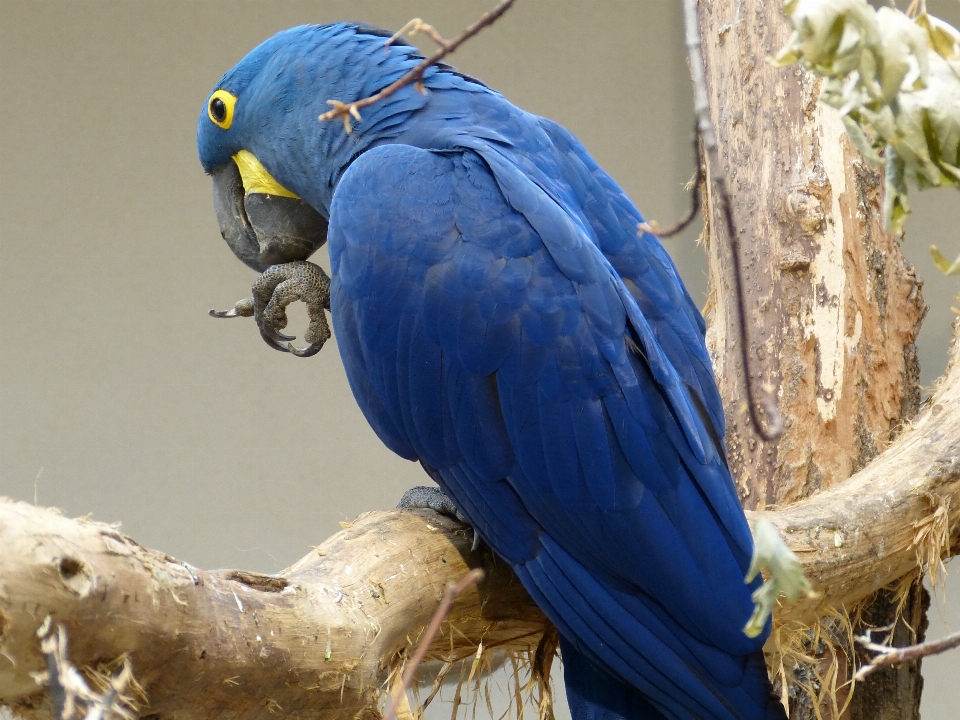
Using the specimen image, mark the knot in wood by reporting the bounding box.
[779,252,813,271]
[785,189,825,234]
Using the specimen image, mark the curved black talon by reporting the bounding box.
[258,328,293,353]
[289,340,324,358]
[259,323,296,345]
[210,297,294,347]
[209,297,254,319]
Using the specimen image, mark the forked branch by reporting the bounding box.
[855,630,960,680]
[320,0,517,132]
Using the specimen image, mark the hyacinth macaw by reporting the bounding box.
[197,23,785,720]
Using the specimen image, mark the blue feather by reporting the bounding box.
[199,25,785,720]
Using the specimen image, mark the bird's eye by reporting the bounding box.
[208,89,237,130]
[210,98,226,122]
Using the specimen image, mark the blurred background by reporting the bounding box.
[1,1,958,718]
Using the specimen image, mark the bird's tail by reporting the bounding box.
[559,636,786,720]
[561,636,669,720]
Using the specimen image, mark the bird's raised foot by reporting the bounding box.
[210,260,331,357]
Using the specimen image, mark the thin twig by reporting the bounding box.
[681,0,783,440]
[904,0,927,19]
[382,569,485,720]
[531,625,560,720]
[34,617,137,720]
[320,0,517,132]
[640,125,703,238]
[854,630,960,680]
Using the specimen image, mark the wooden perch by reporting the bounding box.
[0,503,546,720]
[2,326,959,719]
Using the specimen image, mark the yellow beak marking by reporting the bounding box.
[232,150,300,199]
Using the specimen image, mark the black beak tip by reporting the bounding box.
[210,162,329,272]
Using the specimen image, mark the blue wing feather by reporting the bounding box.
[329,142,776,720]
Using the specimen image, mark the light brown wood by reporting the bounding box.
[0,501,546,720]
[696,1,934,717]
[750,326,960,625]
[698,0,925,508]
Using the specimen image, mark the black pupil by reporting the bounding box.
[211,97,227,122]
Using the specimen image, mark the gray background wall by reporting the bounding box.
[1,1,957,718]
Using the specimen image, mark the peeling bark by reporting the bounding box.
[698,1,929,717]
[753,324,960,626]
[700,2,925,507]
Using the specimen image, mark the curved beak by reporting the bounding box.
[211,158,328,273]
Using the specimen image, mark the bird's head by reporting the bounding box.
[197,23,428,271]
[197,25,339,272]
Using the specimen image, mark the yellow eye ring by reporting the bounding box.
[208,89,237,130]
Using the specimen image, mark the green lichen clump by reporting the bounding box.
[743,516,815,639]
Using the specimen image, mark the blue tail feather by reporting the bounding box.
[560,636,786,720]
[561,637,670,720]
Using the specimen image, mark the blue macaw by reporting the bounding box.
[198,23,785,720]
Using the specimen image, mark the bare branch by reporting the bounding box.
[383,569,484,720]
[319,0,517,133]
[639,126,703,238]
[854,630,960,680]
[0,500,546,720]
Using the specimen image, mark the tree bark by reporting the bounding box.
[0,500,547,720]
[698,0,928,717]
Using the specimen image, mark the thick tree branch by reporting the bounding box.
[0,502,546,720]
[749,321,960,626]
[382,569,484,720]
[2,331,959,719]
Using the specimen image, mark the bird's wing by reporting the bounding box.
[328,143,768,719]
[530,116,727,440]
